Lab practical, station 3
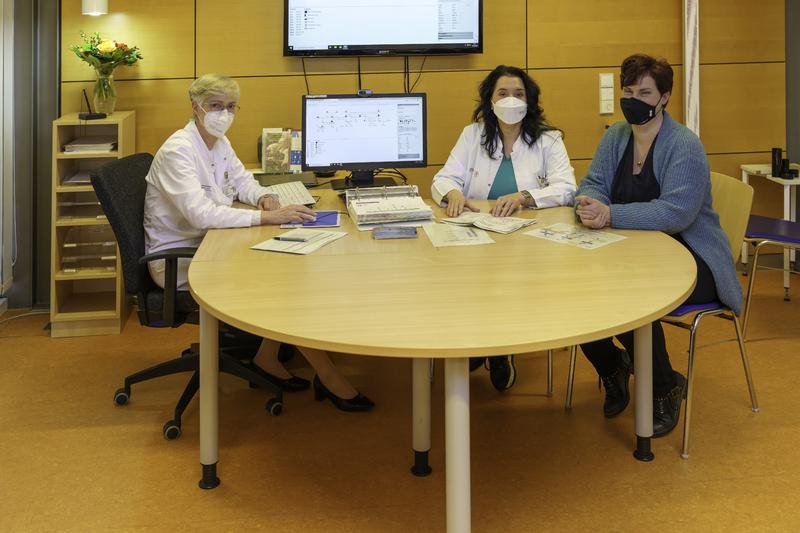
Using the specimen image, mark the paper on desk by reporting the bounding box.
[442,213,537,234]
[525,223,626,250]
[423,223,495,247]
[251,229,347,255]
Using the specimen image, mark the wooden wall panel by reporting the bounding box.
[58,0,787,214]
[62,80,194,156]
[61,0,195,81]
[700,63,786,154]
[527,0,682,69]
[699,0,785,64]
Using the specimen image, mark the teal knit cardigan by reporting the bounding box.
[577,112,742,314]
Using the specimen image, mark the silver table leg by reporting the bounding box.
[411,358,432,476]
[445,358,471,533]
[199,307,220,489]
[633,324,654,461]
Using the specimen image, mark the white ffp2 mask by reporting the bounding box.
[492,96,528,125]
[202,110,235,138]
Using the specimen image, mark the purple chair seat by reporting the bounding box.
[746,214,800,244]
[667,301,724,317]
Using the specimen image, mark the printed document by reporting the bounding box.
[251,229,347,255]
[441,212,537,234]
[423,223,495,247]
[525,223,626,250]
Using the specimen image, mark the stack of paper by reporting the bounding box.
[64,136,117,153]
[251,228,347,255]
[348,196,433,225]
[441,212,537,234]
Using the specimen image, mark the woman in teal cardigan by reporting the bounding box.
[575,54,740,437]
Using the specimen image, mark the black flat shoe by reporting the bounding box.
[248,363,310,392]
[653,371,687,438]
[313,375,374,412]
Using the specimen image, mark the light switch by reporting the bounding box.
[599,73,615,115]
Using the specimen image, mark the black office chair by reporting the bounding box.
[91,153,284,440]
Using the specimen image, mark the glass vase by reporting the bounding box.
[93,71,117,115]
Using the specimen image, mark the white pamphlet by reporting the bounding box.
[442,212,537,234]
[423,223,496,247]
[525,223,626,250]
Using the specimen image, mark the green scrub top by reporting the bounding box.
[488,157,518,200]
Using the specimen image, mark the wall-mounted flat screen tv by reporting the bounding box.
[284,0,483,56]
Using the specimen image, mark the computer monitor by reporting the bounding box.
[284,0,483,57]
[301,93,427,189]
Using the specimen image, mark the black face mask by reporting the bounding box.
[619,97,660,125]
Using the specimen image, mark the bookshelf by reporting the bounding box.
[50,111,135,337]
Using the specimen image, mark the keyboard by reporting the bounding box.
[264,180,317,207]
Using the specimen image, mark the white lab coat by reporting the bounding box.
[144,120,272,289]
[431,123,576,208]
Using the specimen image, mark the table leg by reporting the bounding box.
[741,169,750,267]
[199,307,220,489]
[445,358,471,533]
[633,325,654,462]
[411,358,432,476]
[784,184,792,299]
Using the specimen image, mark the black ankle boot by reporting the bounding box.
[600,350,631,418]
[653,372,687,438]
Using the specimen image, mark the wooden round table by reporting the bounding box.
[189,190,696,533]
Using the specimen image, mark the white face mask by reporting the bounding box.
[492,96,528,125]
[201,109,235,138]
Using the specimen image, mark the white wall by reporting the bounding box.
[0,0,14,296]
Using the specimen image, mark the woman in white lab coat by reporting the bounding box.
[144,74,373,411]
[431,65,577,391]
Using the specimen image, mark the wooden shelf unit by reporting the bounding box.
[50,111,135,337]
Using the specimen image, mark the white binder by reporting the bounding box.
[345,185,433,225]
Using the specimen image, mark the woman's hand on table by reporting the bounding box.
[444,189,480,217]
[260,205,316,225]
[575,195,611,229]
[490,192,527,217]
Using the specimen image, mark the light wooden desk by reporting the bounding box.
[188,190,696,533]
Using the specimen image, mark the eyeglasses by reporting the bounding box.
[204,101,240,114]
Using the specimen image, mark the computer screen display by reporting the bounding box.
[302,93,427,181]
[285,0,482,56]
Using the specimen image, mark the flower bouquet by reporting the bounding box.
[70,31,143,114]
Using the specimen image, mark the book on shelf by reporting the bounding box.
[262,128,302,174]
[62,171,92,185]
[64,136,117,153]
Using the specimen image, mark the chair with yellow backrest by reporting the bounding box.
[564,171,759,459]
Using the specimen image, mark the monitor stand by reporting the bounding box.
[330,170,398,190]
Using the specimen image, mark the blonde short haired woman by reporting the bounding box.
[144,74,373,411]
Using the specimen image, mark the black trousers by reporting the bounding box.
[580,241,719,396]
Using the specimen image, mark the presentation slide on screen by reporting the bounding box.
[287,0,479,50]
[305,97,425,167]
